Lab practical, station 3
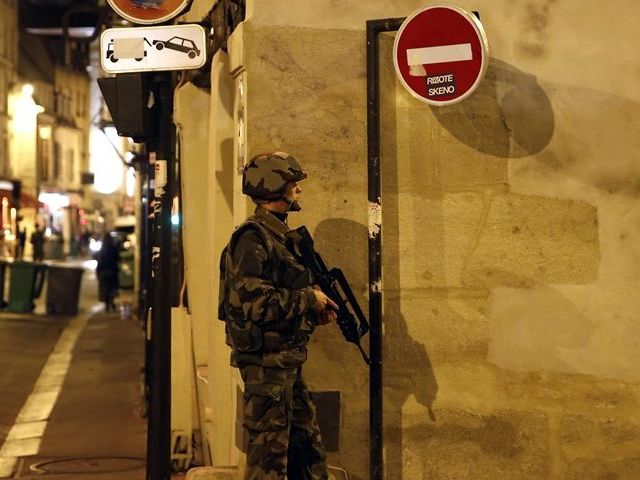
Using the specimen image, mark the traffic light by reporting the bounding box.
[97,73,156,141]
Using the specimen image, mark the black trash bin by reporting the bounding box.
[46,265,84,315]
[0,259,8,308]
[7,261,47,313]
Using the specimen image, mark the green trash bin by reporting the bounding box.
[7,261,47,313]
[118,250,134,290]
[46,265,84,315]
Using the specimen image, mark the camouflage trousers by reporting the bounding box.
[240,364,328,480]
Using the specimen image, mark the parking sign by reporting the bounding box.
[100,24,206,73]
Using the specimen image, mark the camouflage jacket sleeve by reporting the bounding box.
[232,229,317,325]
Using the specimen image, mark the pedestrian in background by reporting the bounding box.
[96,233,119,312]
[30,223,45,262]
[80,230,91,256]
[15,221,26,259]
[219,152,336,480]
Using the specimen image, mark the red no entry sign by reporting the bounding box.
[107,0,191,24]
[393,4,489,106]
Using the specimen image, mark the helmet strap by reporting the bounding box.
[281,196,301,212]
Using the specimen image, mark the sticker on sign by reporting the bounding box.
[100,24,206,74]
[407,43,472,73]
[393,4,489,106]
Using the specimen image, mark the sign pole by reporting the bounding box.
[139,155,153,421]
[101,2,195,478]
[146,71,175,480]
[366,17,405,480]
[366,7,486,478]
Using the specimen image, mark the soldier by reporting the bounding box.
[219,152,337,480]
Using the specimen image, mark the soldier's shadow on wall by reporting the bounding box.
[314,219,438,480]
[431,58,555,158]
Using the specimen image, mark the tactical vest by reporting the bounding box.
[218,211,316,368]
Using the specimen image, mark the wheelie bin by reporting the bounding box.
[7,261,47,313]
[118,249,134,290]
[46,265,84,315]
[0,259,8,308]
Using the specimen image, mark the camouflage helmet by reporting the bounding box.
[242,151,307,203]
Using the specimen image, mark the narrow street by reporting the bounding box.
[0,313,68,447]
[0,263,147,479]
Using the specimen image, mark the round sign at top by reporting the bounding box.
[107,0,191,25]
[393,4,489,106]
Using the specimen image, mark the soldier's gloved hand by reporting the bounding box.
[312,289,338,313]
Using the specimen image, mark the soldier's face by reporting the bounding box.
[285,182,302,203]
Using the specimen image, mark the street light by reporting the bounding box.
[11,83,44,133]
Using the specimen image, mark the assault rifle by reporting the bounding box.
[286,226,370,365]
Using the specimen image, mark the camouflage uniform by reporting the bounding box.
[219,167,329,479]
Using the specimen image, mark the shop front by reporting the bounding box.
[0,179,41,259]
[37,190,83,259]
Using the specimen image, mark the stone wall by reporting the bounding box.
[177,0,640,478]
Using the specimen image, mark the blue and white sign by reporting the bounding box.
[100,24,206,73]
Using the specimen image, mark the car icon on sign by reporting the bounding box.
[152,36,201,58]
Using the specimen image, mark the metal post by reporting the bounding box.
[138,158,151,322]
[146,72,175,480]
[139,157,152,420]
[366,17,405,480]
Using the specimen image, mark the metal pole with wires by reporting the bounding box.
[145,71,175,480]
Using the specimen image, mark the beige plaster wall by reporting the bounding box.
[177,0,640,479]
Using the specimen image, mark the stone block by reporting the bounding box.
[464,193,599,287]
[561,414,596,444]
[185,466,239,480]
[397,409,550,480]
[381,192,598,290]
[395,105,510,193]
[383,192,486,289]
[384,294,490,363]
[427,362,505,413]
[497,369,640,413]
[566,458,640,480]
[600,417,640,448]
[244,25,366,192]
[561,414,640,464]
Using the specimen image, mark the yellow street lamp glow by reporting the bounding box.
[22,84,35,97]
[12,84,44,134]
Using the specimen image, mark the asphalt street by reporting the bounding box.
[0,261,148,479]
[0,312,67,447]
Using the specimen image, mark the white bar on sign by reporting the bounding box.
[406,43,472,66]
[114,38,144,59]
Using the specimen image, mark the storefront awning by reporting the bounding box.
[0,189,43,209]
